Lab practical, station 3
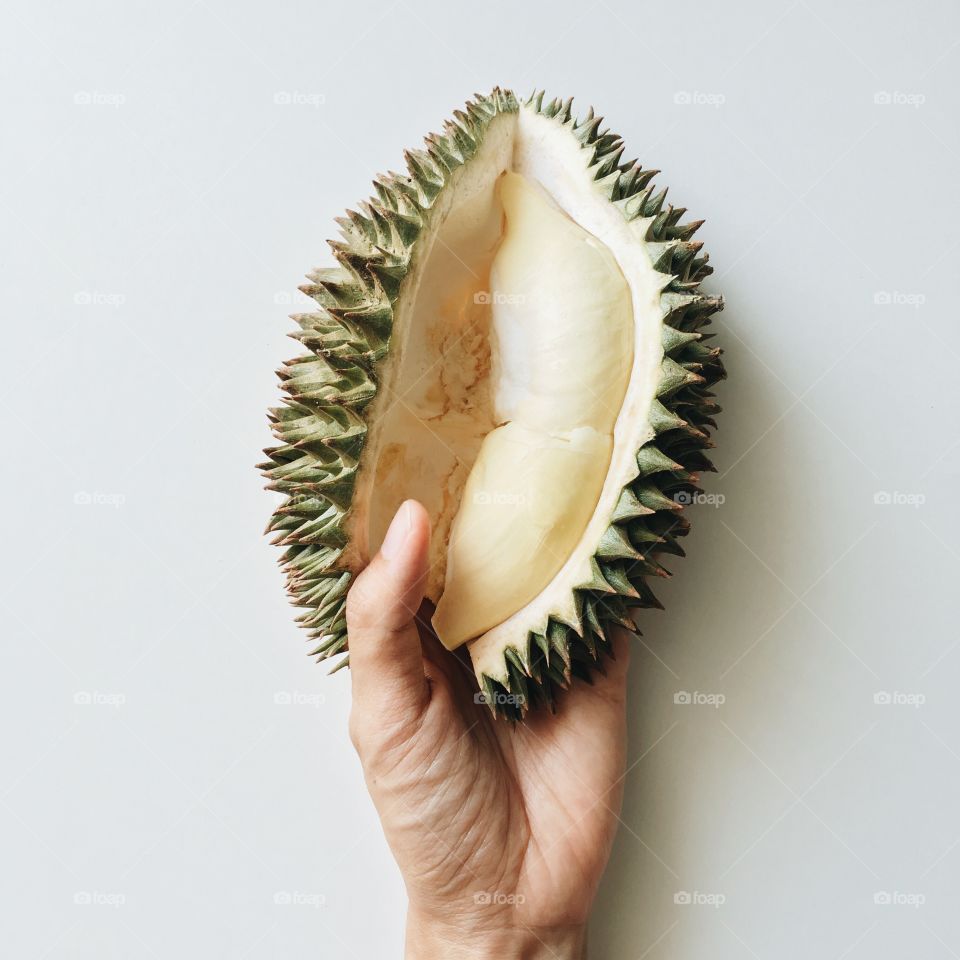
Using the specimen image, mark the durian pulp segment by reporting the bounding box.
[364,178,503,586]
[431,172,633,649]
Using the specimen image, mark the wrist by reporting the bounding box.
[405,912,586,960]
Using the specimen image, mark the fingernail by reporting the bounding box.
[380,501,412,560]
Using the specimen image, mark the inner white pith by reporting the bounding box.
[351,106,667,675]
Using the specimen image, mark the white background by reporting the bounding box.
[2,0,958,956]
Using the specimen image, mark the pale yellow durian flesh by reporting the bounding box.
[431,172,633,648]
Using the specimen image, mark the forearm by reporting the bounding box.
[405,913,587,960]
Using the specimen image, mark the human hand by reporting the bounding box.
[347,500,631,959]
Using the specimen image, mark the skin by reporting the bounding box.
[347,500,631,959]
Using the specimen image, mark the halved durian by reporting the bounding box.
[262,89,725,720]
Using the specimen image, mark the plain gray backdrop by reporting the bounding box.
[2,0,958,956]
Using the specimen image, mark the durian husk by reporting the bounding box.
[260,88,726,721]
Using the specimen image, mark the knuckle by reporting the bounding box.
[345,576,378,629]
[347,710,366,755]
[348,701,425,773]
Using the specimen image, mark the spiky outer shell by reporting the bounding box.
[260,88,726,721]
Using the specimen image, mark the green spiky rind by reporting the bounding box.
[262,87,725,720]
[261,88,520,665]
[481,90,726,721]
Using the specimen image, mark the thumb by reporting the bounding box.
[346,500,432,726]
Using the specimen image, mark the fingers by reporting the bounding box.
[602,627,633,686]
[346,500,432,727]
[539,628,633,727]
[582,627,632,706]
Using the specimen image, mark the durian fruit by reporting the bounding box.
[261,89,725,721]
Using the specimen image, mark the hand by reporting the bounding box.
[347,500,631,959]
